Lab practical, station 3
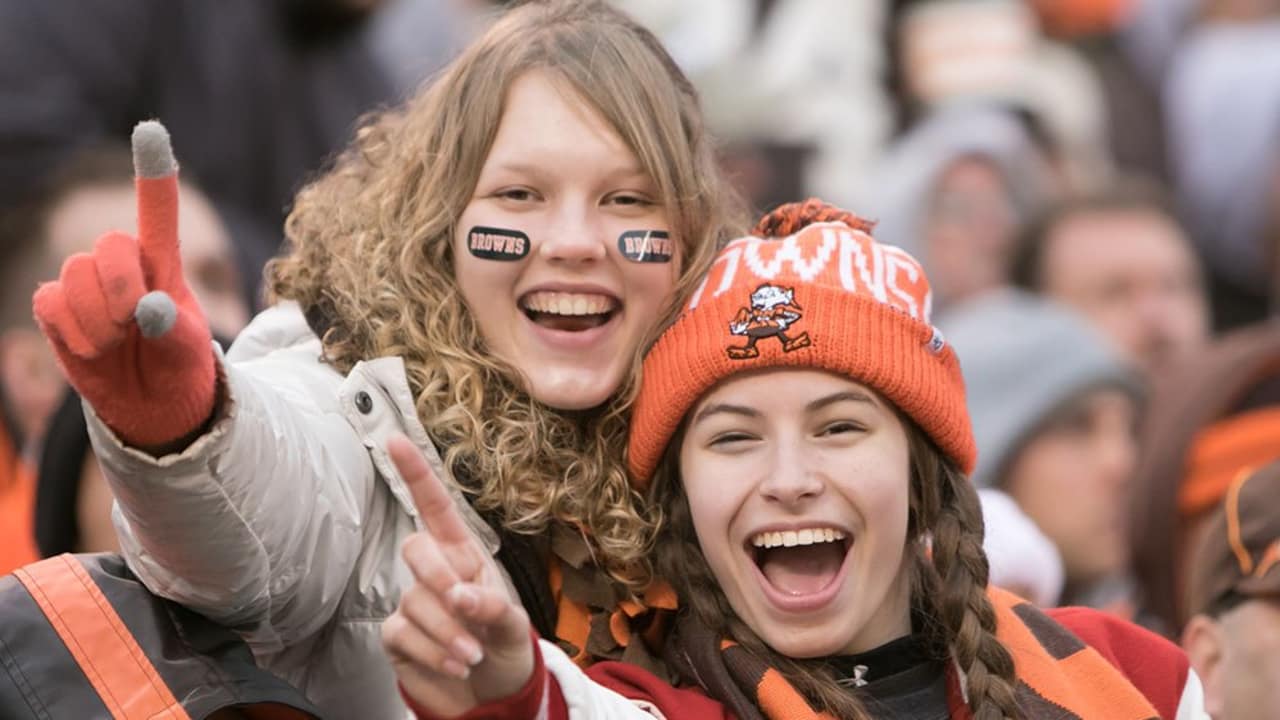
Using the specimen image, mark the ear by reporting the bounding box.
[0,327,66,447]
[1182,614,1226,717]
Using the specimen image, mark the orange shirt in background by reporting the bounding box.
[0,416,40,574]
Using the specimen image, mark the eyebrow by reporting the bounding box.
[486,161,550,182]
[805,391,876,413]
[691,391,876,426]
[488,160,648,183]
[691,403,761,425]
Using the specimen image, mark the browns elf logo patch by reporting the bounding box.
[727,283,812,360]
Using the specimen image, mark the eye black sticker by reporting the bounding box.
[466,226,530,261]
[618,230,673,263]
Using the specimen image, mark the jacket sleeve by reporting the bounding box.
[407,639,730,720]
[1048,607,1209,720]
[88,336,375,651]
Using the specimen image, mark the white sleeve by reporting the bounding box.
[539,640,669,720]
[1176,668,1211,720]
[90,343,373,651]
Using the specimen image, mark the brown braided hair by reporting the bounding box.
[650,199,1022,718]
[909,429,1022,719]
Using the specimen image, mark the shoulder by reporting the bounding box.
[1047,606,1192,720]
[223,302,355,411]
[226,301,324,364]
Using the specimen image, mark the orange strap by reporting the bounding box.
[13,555,189,720]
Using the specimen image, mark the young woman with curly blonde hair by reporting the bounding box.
[30,2,744,718]
[386,200,1207,720]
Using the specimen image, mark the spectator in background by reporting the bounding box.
[1181,460,1280,720]
[871,105,1054,311]
[978,487,1066,607]
[611,0,891,211]
[7,145,249,349]
[1164,0,1280,329]
[0,0,464,305]
[941,289,1143,611]
[885,0,1114,193]
[1129,321,1280,637]
[1012,178,1210,379]
[0,144,249,569]
[33,390,118,556]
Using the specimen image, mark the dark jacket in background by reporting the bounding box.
[0,0,394,302]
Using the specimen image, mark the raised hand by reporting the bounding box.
[381,435,535,716]
[32,120,216,449]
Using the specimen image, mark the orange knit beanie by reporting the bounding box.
[628,199,975,488]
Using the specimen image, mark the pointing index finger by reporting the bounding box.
[131,120,181,290]
[387,435,475,547]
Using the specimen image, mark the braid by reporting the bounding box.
[751,198,876,238]
[909,431,1022,720]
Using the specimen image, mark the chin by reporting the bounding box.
[527,373,620,412]
[764,628,848,660]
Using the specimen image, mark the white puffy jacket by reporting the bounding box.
[88,302,514,720]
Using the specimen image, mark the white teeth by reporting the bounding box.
[750,528,847,549]
[522,291,616,316]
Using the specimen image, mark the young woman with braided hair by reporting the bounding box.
[385,200,1208,719]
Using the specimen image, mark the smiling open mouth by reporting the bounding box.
[521,291,619,332]
[750,528,851,596]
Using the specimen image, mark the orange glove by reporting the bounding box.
[32,121,216,449]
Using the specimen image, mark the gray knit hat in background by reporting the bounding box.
[938,289,1142,488]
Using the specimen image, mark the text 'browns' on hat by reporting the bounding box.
[1186,459,1280,618]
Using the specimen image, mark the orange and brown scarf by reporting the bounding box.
[544,524,678,679]
[667,587,1160,720]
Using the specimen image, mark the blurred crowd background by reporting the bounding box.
[1,0,1278,707]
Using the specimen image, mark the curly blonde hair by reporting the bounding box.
[268,0,746,592]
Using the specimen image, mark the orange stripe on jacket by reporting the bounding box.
[14,554,190,720]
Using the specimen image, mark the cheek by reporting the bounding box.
[861,478,911,544]
[680,456,741,554]
[453,239,525,298]
[1009,440,1078,496]
[839,440,912,515]
[621,261,679,309]
[452,253,526,350]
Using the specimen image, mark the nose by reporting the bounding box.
[758,446,824,507]
[538,203,608,264]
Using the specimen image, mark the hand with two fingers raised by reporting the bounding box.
[380,435,536,717]
[31,120,216,449]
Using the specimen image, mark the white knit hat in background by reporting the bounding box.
[979,488,1065,607]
